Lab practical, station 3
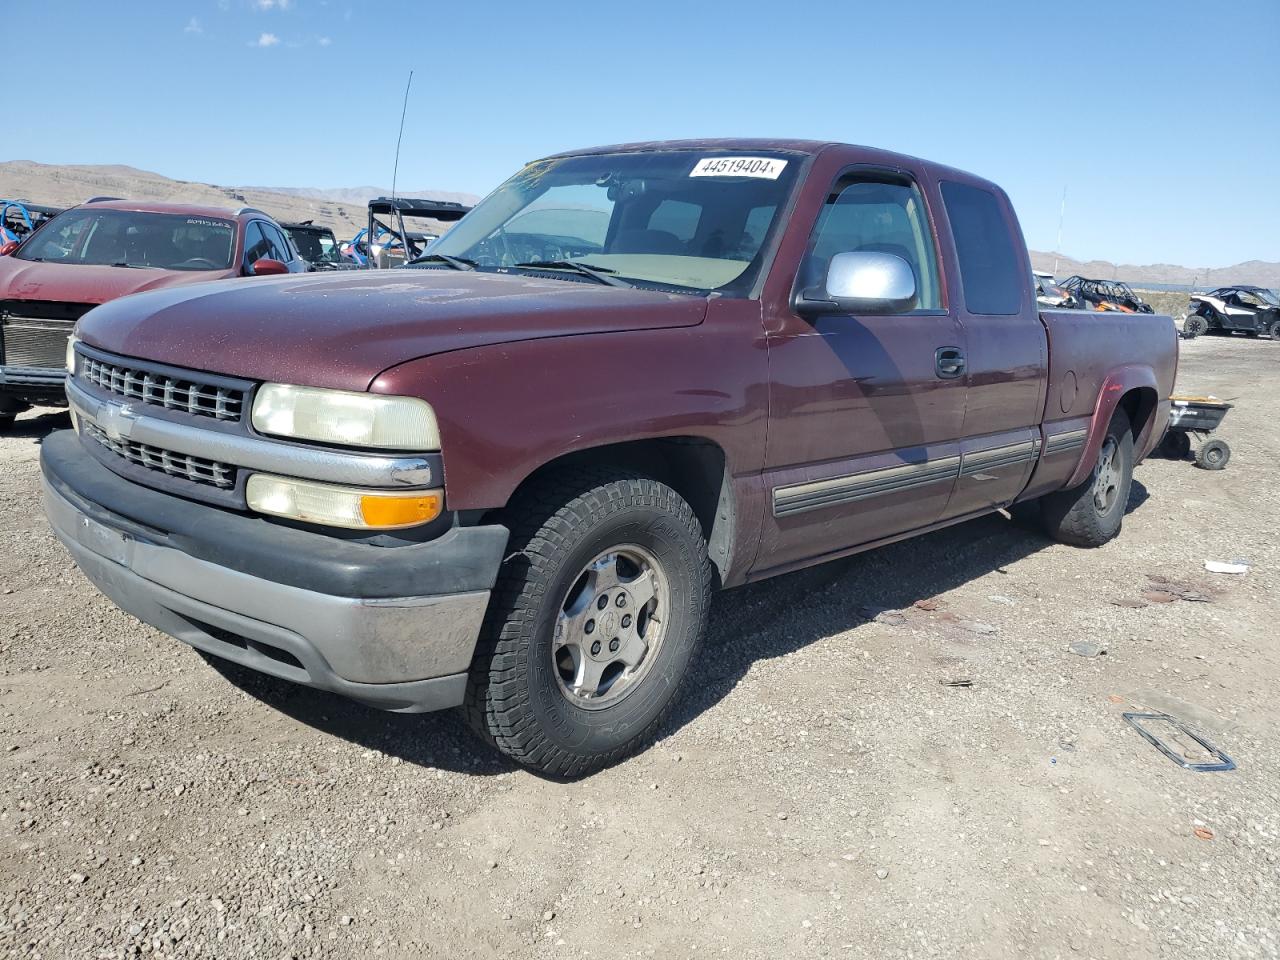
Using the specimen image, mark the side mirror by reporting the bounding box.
[796,251,917,316]
[0,240,19,257]
[250,257,289,277]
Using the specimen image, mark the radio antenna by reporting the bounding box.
[391,70,414,200]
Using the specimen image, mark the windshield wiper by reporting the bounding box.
[512,260,634,289]
[109,261,150,269]
[408,252,476,271]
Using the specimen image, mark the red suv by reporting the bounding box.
[0,199,307,429]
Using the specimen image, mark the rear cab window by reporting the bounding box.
[939,181,1024,315]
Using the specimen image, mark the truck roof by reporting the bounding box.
[544,139,1002,194]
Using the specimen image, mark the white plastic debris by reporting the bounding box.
[1204,560,1250,575]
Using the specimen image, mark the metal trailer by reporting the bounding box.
[1160,396,1233,470]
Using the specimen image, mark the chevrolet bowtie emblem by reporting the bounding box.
[99,403,137,442]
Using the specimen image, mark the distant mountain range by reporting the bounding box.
[0,161,476,239]
[1,161,1275,287]
[1029,252,1279,290]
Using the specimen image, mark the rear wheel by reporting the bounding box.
[1182,314,1208,339]
[1195,439,1230,471]
[465,471,711,777]
[1040,408,1134,548]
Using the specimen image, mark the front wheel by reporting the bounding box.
[1268,320,1280,341]
[1040,408,1134,548]
[465,471,711,777]
[1182,314,1208,339]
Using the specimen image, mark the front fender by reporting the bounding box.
[1065,364,1163,489]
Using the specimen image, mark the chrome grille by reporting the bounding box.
[85,422,236,489]
[80,354,246,421]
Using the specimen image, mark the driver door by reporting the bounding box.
[755,170,967,576]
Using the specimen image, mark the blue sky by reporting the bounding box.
[4,0,1277,267]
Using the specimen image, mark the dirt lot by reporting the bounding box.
[1,334,1277,960]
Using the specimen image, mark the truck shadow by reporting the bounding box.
[205,480,1150,778]
[4,410,70,441]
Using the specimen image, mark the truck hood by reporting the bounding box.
[0,257,227,305]
[76,269,709,391]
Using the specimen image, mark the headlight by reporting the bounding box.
[246,474,443,529]
[251,384,440,450]
[65,334,80,373]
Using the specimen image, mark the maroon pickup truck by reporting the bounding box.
[41,139,1176,776]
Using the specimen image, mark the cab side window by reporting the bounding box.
[805,176,942,311]
[940,181,1023,316]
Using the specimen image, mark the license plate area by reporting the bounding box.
[76,513,135,567]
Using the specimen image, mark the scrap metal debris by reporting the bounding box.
[1122,712,1236,772]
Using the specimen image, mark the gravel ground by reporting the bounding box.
[1,334,1277,960]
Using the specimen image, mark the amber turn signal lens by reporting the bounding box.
[246,474,443,530]
[359,492,442,528]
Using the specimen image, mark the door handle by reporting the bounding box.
[935,346,966,379]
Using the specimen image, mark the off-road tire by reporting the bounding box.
[1195,439,1230,471]
[1182,315,1208,339]
[1269,320,1280,341]
[1040,407,1134,548]
[464,471,712,777]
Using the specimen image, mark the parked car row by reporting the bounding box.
[0,199,309,428]
[1032,269,1279,342]
[0,190,484,425]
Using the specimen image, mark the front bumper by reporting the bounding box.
[40,429,509,713]
[0,365,67,406]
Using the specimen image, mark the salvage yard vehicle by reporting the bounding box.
[0,200,307,428]
[1182,286,1280,339]
[1059,276,1155,313]
[281,221,359,272]
[41,139,1177,776]
[1034,270,1075,309]
[1,199,64,245]
[365,196,471,268]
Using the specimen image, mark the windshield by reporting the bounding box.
[425,150,801,293]
[15,209,235,270]
[1252,288,1279,306]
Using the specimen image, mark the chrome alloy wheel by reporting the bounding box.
[1092,435,1121,514]
[552,545,669,709]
